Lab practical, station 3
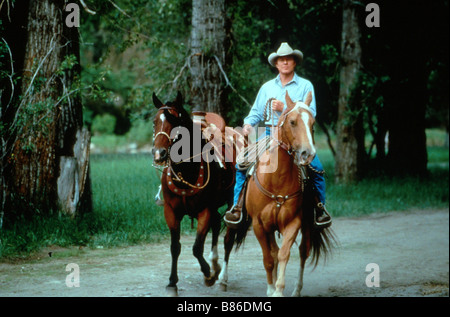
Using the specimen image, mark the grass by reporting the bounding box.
[0,129,448,258]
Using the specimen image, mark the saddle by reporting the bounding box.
[194,111,246,169]
[166,112,246,198]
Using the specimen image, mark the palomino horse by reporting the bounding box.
[234,91,334,297]
[151,92,244,296]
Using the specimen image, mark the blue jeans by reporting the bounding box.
[233,127,326,205]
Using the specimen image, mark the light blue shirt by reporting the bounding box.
[243,73,316,127]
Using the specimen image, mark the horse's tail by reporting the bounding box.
[301,188,337,268]
[306,223,337,268]
[234,214,252,250]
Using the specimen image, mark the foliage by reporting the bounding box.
[91,113,117,135]
[79,0,192,129]
[78,0,447,154]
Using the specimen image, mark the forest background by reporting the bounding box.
[0,0,448,257]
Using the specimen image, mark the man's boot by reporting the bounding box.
[224,205,243,229]
[224,169,248,228]
[225,205,242,222]
[224,182,247,229]
[314,202,332,228]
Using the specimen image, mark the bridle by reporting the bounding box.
[274,103,314,158]
[251,99,319,210]
[152,105,211,192]
[153,106,180,147]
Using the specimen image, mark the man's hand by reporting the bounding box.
[271,99,284,112]
[243,124,253,137]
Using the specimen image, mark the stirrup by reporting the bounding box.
[224,205,244,229]
[313,203,332,229]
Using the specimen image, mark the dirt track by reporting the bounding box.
[0,208,448,297]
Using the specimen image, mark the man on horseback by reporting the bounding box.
[225,42,332,228]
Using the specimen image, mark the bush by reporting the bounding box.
[91,113,117,135]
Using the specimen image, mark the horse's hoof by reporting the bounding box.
[212,263,222,278]
[166,286,178,297]
[204,275,217,287]
[219,282,227,292]
[266,284,275,297]
[291,289,301,297]
[271,291,284,297]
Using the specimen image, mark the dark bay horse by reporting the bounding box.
[151,92,244,296]
[234,92,335,297]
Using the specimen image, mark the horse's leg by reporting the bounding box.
[218,227,236,291]
[269,233,279,286]
[273,220,301,297]
[253,222,276,296]
[208,210,222,281]
[292,228,311,297]
[193,208,215,286]
[164,207,181,297]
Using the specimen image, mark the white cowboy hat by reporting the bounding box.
[268,42,303,67]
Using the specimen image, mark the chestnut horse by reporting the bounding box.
[234,92,335,297]
[151,92,243,296]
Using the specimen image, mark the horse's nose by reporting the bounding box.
[153,148,168,162]
[298,147,316,165]
[300,150,309,163]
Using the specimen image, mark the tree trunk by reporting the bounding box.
[383,2,428,176]
[334,0,363,184]
[2,0,91,217]
[190,0,226,115]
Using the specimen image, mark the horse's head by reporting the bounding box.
[152,91,191,165]
[277,91,316,165]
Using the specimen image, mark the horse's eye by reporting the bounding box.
[289,120,296,126]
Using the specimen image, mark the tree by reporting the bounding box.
[189,0,227,115]
[381,1,443,176]
[1,0,91,220]
[334,0,363,183]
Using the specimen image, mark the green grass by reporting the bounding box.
[327,168,449,217]
[1,130,448,258]
[89,154,169,244]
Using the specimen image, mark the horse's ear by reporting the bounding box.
[285,91,295,110]
[153,92,164,109]
[304,91,313,107]
[174,91,183,109]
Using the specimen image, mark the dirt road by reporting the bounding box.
[0,208,448,297]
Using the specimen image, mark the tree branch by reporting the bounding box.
[0,37,15,110]
[79,0,96,15]
[212,55,252,108]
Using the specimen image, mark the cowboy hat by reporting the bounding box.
[268,42,303,67]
